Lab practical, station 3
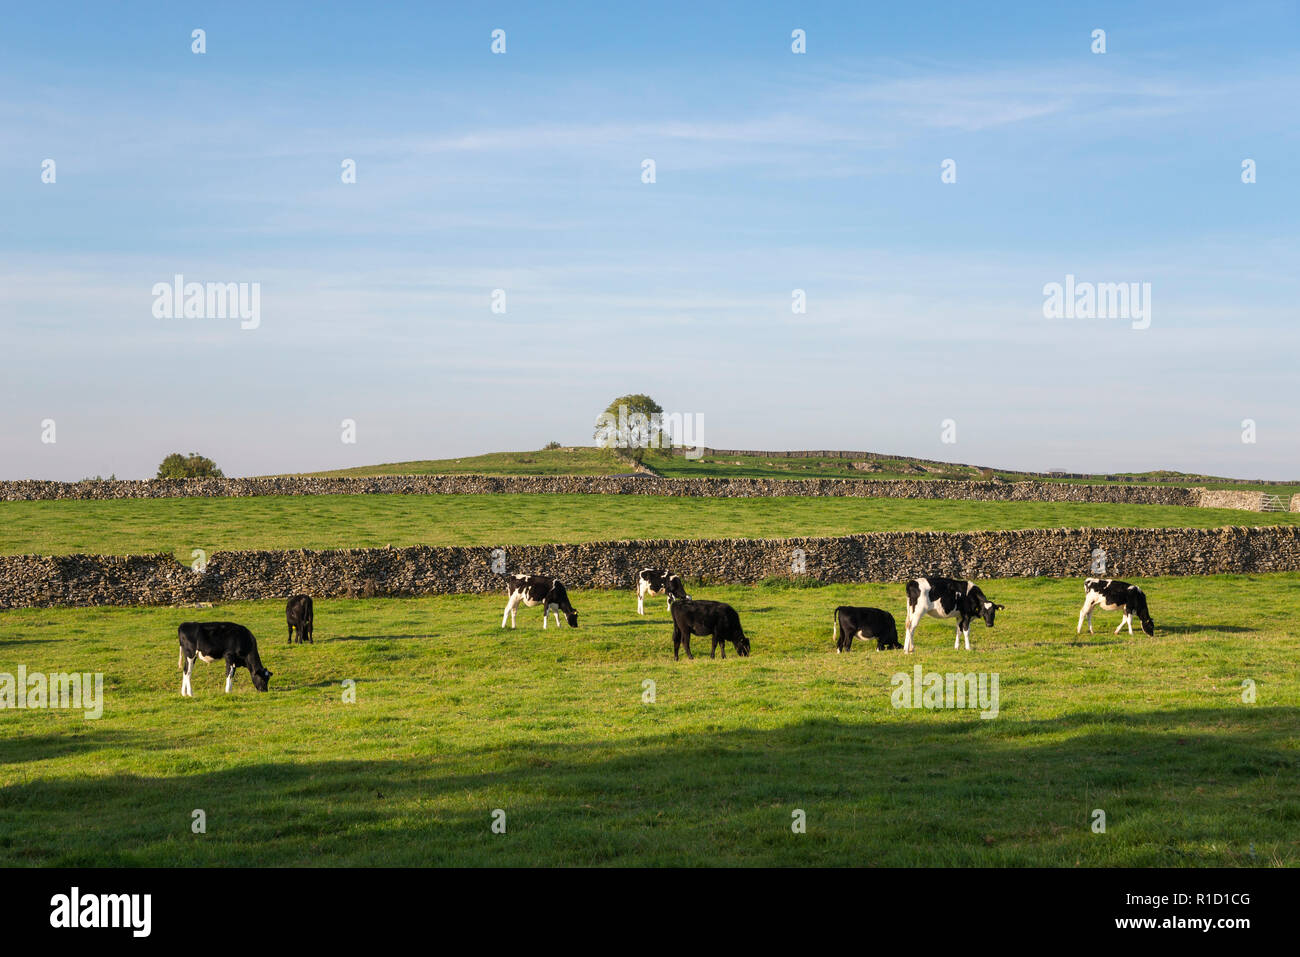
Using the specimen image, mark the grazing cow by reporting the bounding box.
[1077,578,1155,636]
[177,622,272,696]
[669,599,750,660]
[903,577,1004,653]
[501,574,579,629]
[832,606,902,652]
[636,568,690,614]
[286,594,314,644]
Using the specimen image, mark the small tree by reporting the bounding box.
[593,393,667,463]
[157,452,224,479]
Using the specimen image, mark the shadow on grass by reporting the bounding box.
[1,707,1295,867]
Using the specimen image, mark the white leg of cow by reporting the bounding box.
[224,664,235,693]
[181,657,194,696]
[1115,615,1125,635]
[553,610,561,627]
[963,627,972,651]
[954,622,962,649]
[542,606,548,629]
[502,594,521,629]
[903,607,917,654]
[1077,601,1089,634]
[637,594,644,615]
[1125,613,1134,635]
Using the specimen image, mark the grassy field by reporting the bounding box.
[1,573,1296,866]
[292,447,1300,495]
[292,448,623,477]
[4,495,1298,560]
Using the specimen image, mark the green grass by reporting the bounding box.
[295,448,625,477]
[1,573,1296,866]
[4,495,1298,560]
[290,447,1300,495]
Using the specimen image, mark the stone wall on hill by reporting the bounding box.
[0,475,1207,506]
[2,525,1295,610]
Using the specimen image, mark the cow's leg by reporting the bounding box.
[1115,613,1126,635]
[903,605,918,654]
[288,622,294,643]
[1076,600,1090,634]
[552,609,561,628]
[682,632,693,660]
[954,619,962,650]
[672,624,681,660]
[637,593,644,615]
[502,594,520,629]
[224,663,236,693]
[963,625,972,651]
[181,655,195,696]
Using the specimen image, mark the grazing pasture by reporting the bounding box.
[3,495,1297,561]
[292,447,1300,496]
[1,574,1296,866]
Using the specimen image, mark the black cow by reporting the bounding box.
[501,574,579,629]
[637,568,690,615]
[832,606,902,652]
[1077,578,1155,636]
[669,599,750,660]
[903,576,1004,653]
[286,594,313,644]
[177,622,272,696]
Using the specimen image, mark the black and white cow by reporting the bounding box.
[636,568,690,615]
[903,577,1004,653]
[832,606,902,652]
[286,594,313,644]
[669,599,750,660]
[501,574,579,629]
[177,622,272,696]
[1077,578,1155,636]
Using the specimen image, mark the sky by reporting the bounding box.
[2,1,1297,480]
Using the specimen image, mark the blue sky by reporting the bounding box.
[2,1,1297,479]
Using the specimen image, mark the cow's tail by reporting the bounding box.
[178,646,183,669]
[831,608,839,643]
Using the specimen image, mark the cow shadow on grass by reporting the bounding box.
[2,705,1296,867]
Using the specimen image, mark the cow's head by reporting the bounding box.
[252,667,272,692]
[667,575,691,602]
[980,600,1004,627]
[734,632,751,657]
[1141,617,1155,637]
[564,608,579,628]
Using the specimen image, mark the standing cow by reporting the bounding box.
[832,606,902,652]
[903,577,1004,653]
[636,569,690,614]
[286,594,314,644]
[1077,578,1155,636]
[177,622,272,696]
[669,599,750,660]
[501,574,580,629]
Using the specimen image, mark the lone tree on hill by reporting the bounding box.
[593,393,669,464]
[156,452,224,479]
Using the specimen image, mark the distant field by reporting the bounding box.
[2,574,1296,866]
[296,448,623,477]
[4,495,1299,560]
[293,447,1300,496]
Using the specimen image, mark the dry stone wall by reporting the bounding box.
[0,475,1205,505]
[2,525,1296,610]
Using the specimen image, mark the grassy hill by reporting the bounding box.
[291,447,1299,496]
